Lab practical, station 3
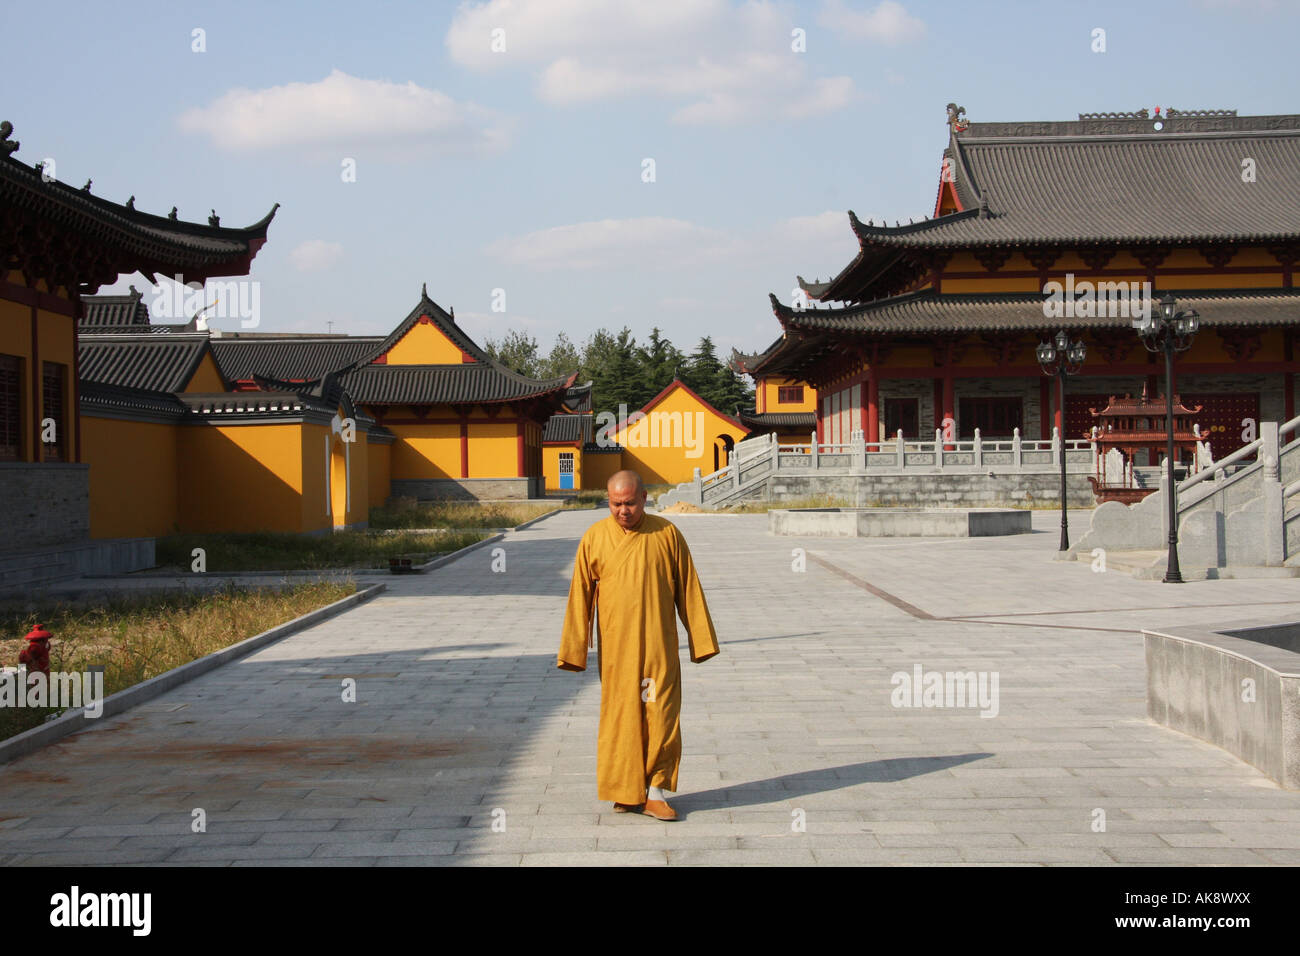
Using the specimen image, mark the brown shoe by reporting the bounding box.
[613,802,643,813]
[643,798,678,821]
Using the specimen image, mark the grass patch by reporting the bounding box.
[0,581,354,742]
[156,529,487,572]
[369,496,592,531]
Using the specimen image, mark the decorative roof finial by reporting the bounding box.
[168,206,178,220]
[946,103,968,132]
[0,121,17,155]
[208,209,220,227]
[82,178,92,192]
[422,282,428,299]
[126,195,135,211]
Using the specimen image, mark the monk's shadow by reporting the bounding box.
[674,753,993,817]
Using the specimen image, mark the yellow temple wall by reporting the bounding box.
[82,415,179,538]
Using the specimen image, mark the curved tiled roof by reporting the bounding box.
[1,139,277,287]
[737,410,816,429]
[79,380,186,419]
[80,288,150,327]
[769,288,1300,336]
[350,288,491,369]
[814,109,1300,303]
[339,363,573,405]
[79,335,216,392]
[543,412,594,444]
[212,338,383,381]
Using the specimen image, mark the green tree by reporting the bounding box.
[538,331,582,380]
[483,329,540,377]
[638,327,685,402]
[683,336,753,414]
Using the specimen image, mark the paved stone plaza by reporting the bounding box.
[1,507,1298,866]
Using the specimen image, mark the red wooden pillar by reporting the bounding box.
[866,374,879,444]
[1056,375,1064,438]
[459,416,469,479]
[942,366,955,450]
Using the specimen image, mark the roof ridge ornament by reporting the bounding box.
[0,121,17,155]
[1167,107,1237,118]
[1079,109,1150,120]
[946,103,968,132]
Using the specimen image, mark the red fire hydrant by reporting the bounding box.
[18,625,51,678]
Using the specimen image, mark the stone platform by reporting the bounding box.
[769,507,1033,538]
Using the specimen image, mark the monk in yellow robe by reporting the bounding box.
[557,470,719,820]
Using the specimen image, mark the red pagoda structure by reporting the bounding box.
[1087,388,1203,503]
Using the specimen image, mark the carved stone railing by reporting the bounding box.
[658,427,1094,509]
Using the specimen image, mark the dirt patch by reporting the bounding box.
[3,769,70,784]
[659,502,705,514]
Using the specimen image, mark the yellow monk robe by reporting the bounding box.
[558,513,720,804]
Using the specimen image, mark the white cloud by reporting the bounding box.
[288,240,344,272]
[177,69,510,157]
[446,0,858,124]
[817,0,927,43]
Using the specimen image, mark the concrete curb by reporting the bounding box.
[0,582,386,766]
[410,532,504,572]
[510,507,568,531]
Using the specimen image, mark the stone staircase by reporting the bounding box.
[1074,416,1300,575]
[658,433,778,510]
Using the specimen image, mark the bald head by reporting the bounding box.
[607,470,647,530]
[607,470,645,497]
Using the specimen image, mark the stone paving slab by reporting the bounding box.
[0,507,1298,866]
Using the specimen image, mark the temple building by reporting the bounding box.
[542,378,750,491]
[728,348,818,445]
[0,120,277,581]
[741,106,1300,473]
[78,286,585,539]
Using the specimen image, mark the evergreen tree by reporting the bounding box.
[683,336,754,415]
[583,327,641,415]
[638,327,685,402]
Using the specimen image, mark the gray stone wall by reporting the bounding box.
[391,477,544,501]
[0,463,90,547]
[1146,623,1300,790]
[764,472,1094,508]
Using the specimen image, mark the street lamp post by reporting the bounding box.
[1037,330,1087,551]
[1133,293,1200,583]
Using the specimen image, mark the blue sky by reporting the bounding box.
[4,0,1298,357]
